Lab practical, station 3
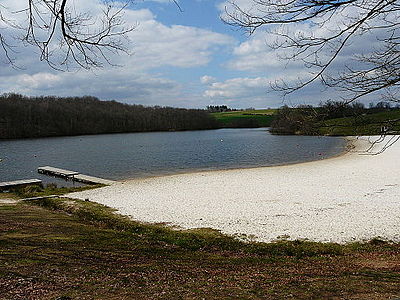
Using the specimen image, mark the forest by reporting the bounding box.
[0,94,220,139]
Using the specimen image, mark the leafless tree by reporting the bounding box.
[224,0,400,149]
[223,0,400,104]
[0,0,135,70]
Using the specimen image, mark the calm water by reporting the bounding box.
[0,128,346,186]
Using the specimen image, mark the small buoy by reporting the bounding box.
[220,139,223,142]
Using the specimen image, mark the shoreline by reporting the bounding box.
[0,127,265,142]
[68,136,400,244]
[117,135,350,183]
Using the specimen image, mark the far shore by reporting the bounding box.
[69,136,400,244]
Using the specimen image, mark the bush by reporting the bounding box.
[270,105,318,135]
[46,183,58,190]
[15,184,44,197]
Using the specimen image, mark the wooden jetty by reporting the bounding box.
[74,174,116,185]
[37,166,116,185]
[38,166,79,179]
[0,179,42,191]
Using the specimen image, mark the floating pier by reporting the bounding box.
[0,179,42,191]
[38,166,116,185]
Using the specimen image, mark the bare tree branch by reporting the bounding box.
[223,0,400,104]
[0,0,135,70]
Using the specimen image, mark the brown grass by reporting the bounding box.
[0,195,399,299]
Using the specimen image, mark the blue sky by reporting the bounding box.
[129,0,260,107]
[0,0,378,109]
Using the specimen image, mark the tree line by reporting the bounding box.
[0,94,220,139]
[206,105,237,113]
[270,101,400,135]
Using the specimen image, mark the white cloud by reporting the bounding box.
[126,19,233,69]
[0,1,233,71]
[218,0,261,18]
[218,0,390,106]
[202,74,337,108]
[200,75,217,84]
[226,34,290,72]
[0,1,234,108]
[205,77,266,98]
[0,69,184,105]
[203,77,275,108]
[18,73,62,89]
[145,0,171,2]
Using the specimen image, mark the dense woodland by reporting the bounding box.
[0,94,220,139]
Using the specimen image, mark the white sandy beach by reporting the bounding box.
[68,136,400,243]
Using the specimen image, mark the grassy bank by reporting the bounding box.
[212,109,276,128]
[318,110,400,136]
[1,187,400,299]
[270,105,400,136]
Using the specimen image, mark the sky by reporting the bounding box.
[0,0,382,109]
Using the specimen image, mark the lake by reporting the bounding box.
[0,128,346,186]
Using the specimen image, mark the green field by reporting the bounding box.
[1,186,400,299]
[318,110,400,136]
[212,109,277,128]
[216,108,400,135]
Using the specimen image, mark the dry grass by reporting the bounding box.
[0,193,399,299]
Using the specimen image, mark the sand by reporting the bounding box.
[68,136,400,243]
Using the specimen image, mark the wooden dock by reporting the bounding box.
[37,166,116,185]
[74,174,116,185]
[0,179,42,191]
[38,166,79,178]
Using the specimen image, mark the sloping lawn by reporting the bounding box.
[212,109,276,128]
[318,110,400,136]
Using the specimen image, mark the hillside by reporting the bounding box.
[212,109,276,128]
[318,110,400,136]
[270,103,400,136]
